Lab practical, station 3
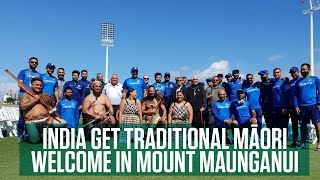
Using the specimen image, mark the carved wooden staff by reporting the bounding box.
[5,69,58,116]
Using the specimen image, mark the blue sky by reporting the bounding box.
[1,0,320,97]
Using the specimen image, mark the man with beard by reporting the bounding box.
[142,86,167,128]
[152,72,166,95]
[288,67,301,147]
[259,70,275,129]
[294,63,320,150]
[20,77,66,144]
[186,76,206,128]
[63,70,84,121]
[225,69,243,102]
[57,87,79,128]
[163,72,177,109]
[96,73,106,87]
[123,67,147,101]
[206,76,224,129]
[57,68,66,100]
[243,74,262,137]
[82,81,116,138]
[272,68,290,133]
[41,63,59,102]
[79,70,91,98]
[17,57,42,142]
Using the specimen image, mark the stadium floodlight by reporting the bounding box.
[301,0,320,76]
[101,23,115,81]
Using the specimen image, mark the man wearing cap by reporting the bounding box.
[17,57,42,142]
[217,74,224,87]
[243,73,262,137]
[123,67,147,101]
[41,63,59,102]
[230,89,257,131]
[272,68,290,132]
[163,72,177,109]
[259,70,275,129]
[288,67,301,147]
[225,70,243,102]
[293,63,320,150]
[152,72,166,95]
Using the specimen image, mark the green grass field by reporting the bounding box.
[0,137,319,180]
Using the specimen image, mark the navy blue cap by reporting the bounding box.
[289,66,299,73]
[258,70,268,75]
[232,69,239,74]
[131,67,138,72]
[217,74,223,78]
[206,78,213,82]
[237,89,245,94]
[164,72,170,77]
[46,63,55,68]
[225,73,232,78]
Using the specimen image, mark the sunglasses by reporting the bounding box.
[30,61,38,64]
[144,78,149,80]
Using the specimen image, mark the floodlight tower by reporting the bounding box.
[101,23,114,81]
[302,0,320,76]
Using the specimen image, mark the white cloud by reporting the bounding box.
[180,66,189,71]
[170,60,230,82]
[268,54,285,61]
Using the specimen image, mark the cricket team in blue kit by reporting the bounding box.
[16,57,320,150]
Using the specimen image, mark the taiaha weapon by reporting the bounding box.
[5,69,61,122]
[82,111,111,128]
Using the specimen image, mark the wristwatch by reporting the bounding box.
[108,111,114,116]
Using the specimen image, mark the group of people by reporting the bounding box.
[16,57,320,151]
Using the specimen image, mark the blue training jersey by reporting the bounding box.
[41,73,58,97]
[212,100,231,128]
[294,76,320,107]
[243,83,261,110]
[289,77,301,107]
[63,81,84,105]
[123,77,147,100]
[57,99,79,128]
[226,78,243,102]
[163,81,177,104]
[230,100,251,125]
[272,78,290,108]
[17,68,42,97]
[78,79,91,101]
[152,82,166,94]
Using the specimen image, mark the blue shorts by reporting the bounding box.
[299,104,320,125]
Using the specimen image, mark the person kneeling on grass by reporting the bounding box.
[230,89,257,136]
[20,77,66,144]
[57,87,79,128]
[212,89,236,144]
